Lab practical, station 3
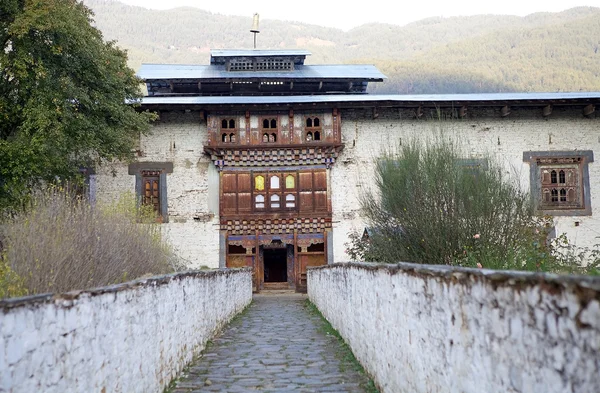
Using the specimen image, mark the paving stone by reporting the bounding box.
[172,293,373,392]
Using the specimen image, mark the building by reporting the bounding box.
[95,49,600,291]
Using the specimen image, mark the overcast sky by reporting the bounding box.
[117,0,600,30]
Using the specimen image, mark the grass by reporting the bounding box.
[304,300,380,393]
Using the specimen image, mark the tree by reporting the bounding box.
[0,0,154,211]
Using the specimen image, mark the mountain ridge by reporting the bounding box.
[82,1,600,94]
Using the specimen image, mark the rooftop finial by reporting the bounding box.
[250,13,260,49]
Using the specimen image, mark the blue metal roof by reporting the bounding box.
[138,64,386,81]
[210,49,311,57]
[137,92,600,106]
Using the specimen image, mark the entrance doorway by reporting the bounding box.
[263,248,287,283]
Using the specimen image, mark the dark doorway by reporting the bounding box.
[263,248,287,282]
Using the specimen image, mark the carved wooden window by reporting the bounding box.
[285,175,295,189]
[524,151,593,216]
[255,175,265,191]
[220,118,236,143]
[305,116,322,142]
[270,194,280,208]
[255,195,265,209]
[261,118,278,143]
[142,170,161,215]
[220,170,327,216]
[285,194,296,208]
[540,165,581,209]
[270,175,280,189]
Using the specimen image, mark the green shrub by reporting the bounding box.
[0,188,182,297]
[350,134,586,273]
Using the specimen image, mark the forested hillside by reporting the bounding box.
[83,0,600,94]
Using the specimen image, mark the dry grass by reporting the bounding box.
[0,188,182,297]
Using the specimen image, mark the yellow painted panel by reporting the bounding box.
[255,175,265,191]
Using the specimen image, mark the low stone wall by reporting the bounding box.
[308,263,600,393]
[0,268,252,393]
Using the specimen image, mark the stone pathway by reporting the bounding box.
[170,293,374,393]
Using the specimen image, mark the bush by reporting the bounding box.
[0,188,181,297]
[351,135,569,272]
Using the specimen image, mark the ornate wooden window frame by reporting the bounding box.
[260,117,279,143]
[304,116,322,142]
[252,171,298,213]
[220,118,237,143]
[129,162,173,222]
[523,151,593,216]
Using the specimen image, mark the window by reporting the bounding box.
[255,195,265,209]
[129,162,172,223]
[285,194,296,208]
[251,172,298,212]
[285,175,295,189]
[142,171,161,214]
[220,118,236,143]
[255,175,265,191]
[261,118,278,143]
[270,175,280,189]
[270,194,280,208]
[305,116,322,141]
[262,118,277,129]
[524,151,593,216]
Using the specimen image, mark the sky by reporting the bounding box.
[117,0,600,30]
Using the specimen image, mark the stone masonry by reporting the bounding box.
[308,262,600,393]
[171,293,373,393]
[0,269,253,393]
[95,106,600,269]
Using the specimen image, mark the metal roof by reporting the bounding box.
[210,49,311,57]
[138,64,386,81]
[137,92,600,106]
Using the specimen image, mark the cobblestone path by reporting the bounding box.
[170,293,373,393]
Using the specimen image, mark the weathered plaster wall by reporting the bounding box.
[331,107,600,262]
[308,263,600,393]
[96,106,600,268]
[95,111,220,268]
[0,268,252,393]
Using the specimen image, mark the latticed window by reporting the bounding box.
[220,118,236,143]
[540,164,581,209]
[142,170,161,214]
[255,195,265,209]
[261,118,278,143]
[535,152,593,211]
[285,194,296,208]
[305,116,322,141]
[524,151,593,216]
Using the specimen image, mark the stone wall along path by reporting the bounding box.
[170,293,374,393]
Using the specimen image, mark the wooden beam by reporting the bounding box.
[543,105,552,117]
[583,104,595,117]
[500,105,511,117]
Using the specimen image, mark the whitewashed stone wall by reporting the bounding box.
[95,106,600,267]
[95,111,220,268]
[308,263,600,393]
[0,268,252,393]
[331,107,600,262]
